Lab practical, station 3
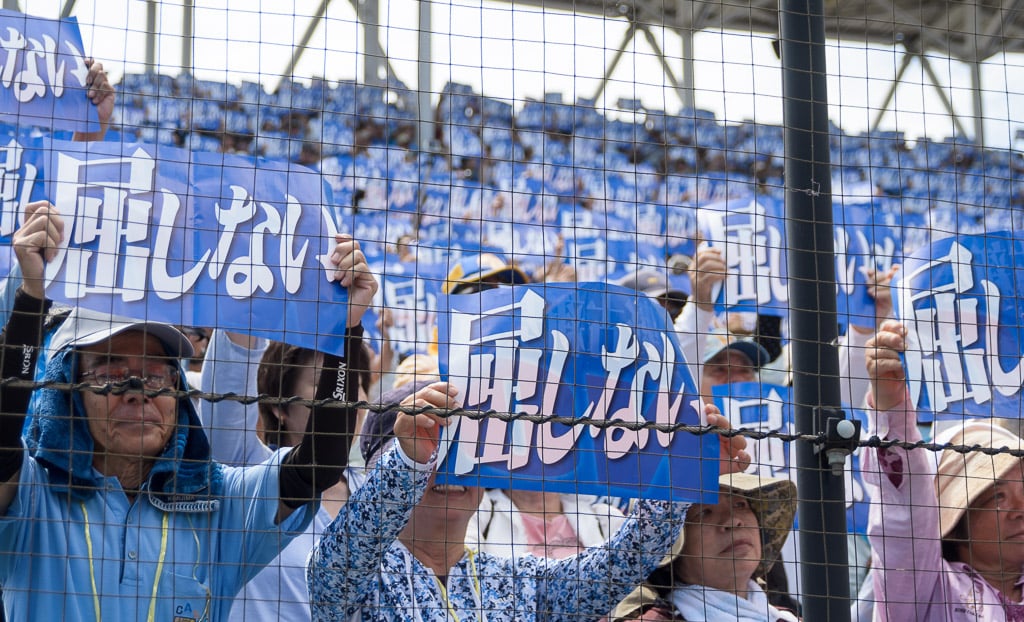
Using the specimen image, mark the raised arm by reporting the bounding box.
[675,246,725,380]
[200,329,271,467]
[861,320,948,619]
[307,381,457,618]
[71,59,114,142]
[0,202,61,514]
[277,235,378,518]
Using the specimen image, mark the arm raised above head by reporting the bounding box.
[276,236,379,520]
[0,203,62,514]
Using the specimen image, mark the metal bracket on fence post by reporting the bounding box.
[812,408,860,476]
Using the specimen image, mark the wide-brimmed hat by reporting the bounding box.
[656,472,796,580]
[610,472,796,621]
[936,421,1024,539]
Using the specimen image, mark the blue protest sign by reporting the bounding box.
[0,11,99,133]
[0,122,44,241]
[481,220,559,277]
[701,196,788,316]
[437,282,718,503]
[606,215,667,282]
[509,175,559,224]
[712,382,871,533]
[42,139,351,355]
[895,232,1024,419]
[833,202,904,328]
[376,261,446,358]
[665,202,698,261]
[834,222,872,327]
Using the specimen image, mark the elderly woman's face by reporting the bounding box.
[78,332,180,462]
[676,491,762,596]
[959,462,1024,573]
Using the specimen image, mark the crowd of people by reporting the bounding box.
[0,59,1023,622]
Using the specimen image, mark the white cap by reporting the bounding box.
[49,307,194,359]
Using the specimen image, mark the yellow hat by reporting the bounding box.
[443,253,528,295]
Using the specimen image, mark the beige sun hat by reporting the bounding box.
[611,472,797,621]
[936,421,1024,539]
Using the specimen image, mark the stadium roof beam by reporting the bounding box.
[279,0,333,89]
[145,0,156,74]
[869,40,972,142]
[496,0,1024,146]
[591,7,694,109]
[278,0,399,90]
[182,0,194,73]
[417,0,434,150]
[2,0,18,11]
[59,0,76,19]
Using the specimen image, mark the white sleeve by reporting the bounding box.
[837,327,873,409]
[673,302,716,384]
[200,329,273,467]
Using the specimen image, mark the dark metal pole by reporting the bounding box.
[780,0,851,619]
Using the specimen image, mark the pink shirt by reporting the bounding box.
[519,512,584,559]
[864,397,1024,621]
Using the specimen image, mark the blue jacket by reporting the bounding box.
[0,307,313,621]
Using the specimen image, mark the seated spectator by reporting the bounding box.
[611,472,799,621]
[0,203,365,619]
[863,320,1024,618]
[699,328,771,399]
[307,383,751,621]
[465,488,626,559]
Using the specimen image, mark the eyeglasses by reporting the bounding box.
[79,364,179,391]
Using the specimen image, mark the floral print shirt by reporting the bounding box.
[307,444,686,622]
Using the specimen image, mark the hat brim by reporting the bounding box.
[449,266,529,294]
[707,340,772,369]
[937,428,1024,538]
[50,308,194,360]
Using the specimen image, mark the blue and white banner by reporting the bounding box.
[480,220,559,277]
[437,282,718,503]
[895,232,1024,420]
[376,261,445,359]
[336,208,413,266]
[0,122,43,235]
[712,382,870,534]
[702,196,788,316]
[665,202,698,263]
[0,123,44,279]
[837,205,903,328]
[42,139,351,355]
[0,11,99,133]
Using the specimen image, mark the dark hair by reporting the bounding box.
[256,341,374,448]
[257,342,319,448]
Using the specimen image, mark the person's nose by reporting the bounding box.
[121,377,151,403]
